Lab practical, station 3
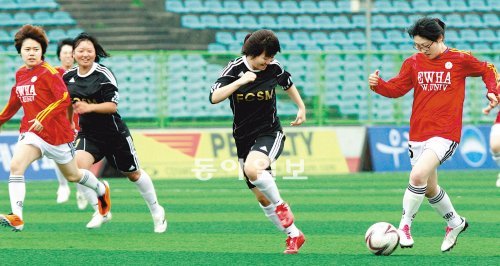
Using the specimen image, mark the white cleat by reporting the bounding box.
[398,224,414,248]
[76,190,89,210]
[56,185,70,204]
[153,206,167,233]
[441,217,468,252]
[496,173,500,187]
[86,211,112,229]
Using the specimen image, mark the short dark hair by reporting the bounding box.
[56,38,73,61]
[241,29,281,57]
[14,24,49,60]
[407,17,446,42]
[73,32,110,63]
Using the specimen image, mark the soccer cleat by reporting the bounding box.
[398,224,414,248]
[496,173,500,187]
[284,231,306,254]
[152,206,167,233]
[275,202,295,228]
[56,185,70,204]
[441,217,468,252]
[97,181,111,216]
[76,190,89,210]
[0,213,24,231]
[86,211,112,229]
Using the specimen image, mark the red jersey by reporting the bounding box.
[56,66,80,131]
[0,62,74,145]
[373,48,498,142]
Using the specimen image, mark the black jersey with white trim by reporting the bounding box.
[210,56,293,141]
[63,62,127,136]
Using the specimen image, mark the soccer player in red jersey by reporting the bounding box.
[368,18,499,252]
[482,82,500,187]
[210,30,307,254]
[0,25,111,231]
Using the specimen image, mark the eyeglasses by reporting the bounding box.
[413,41,434,51]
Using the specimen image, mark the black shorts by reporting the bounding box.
[75,129,140,173]
[236,131,286,189]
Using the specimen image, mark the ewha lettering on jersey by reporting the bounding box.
[16,84,37,102]
[418,71,451,91]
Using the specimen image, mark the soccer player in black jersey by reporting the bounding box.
[210,29,307,254]
[63,33,166,233]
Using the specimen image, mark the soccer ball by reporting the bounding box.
[364,222,400,256]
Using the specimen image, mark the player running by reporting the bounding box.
[0,25,110,231]
[210,29,307,254]
[53,38,89,208]
[368,17,499,252]
[482,82,500,187]
[63,32,167,233]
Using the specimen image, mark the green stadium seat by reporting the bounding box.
[277,16,296,30]
[13,12,33,25]
[296,15,318,30]
[311,32,329,45]
[33,11,55,25]
[336,0,352,13]
[333,15,352,29]
[215,32,235,45]
[483,13,500,27]
[0,0,17,10]
[165,0,185,13]
[463,14,484,28]
[329,31,349,45]
[445,14,465,27]
[299,1,320,14]
[393,1,412,13]
[258,15,276,28]
[205,0,224,13]
[411,0,433,12]
[242,0,264,14]
[318,1,337,13]
[389,15,409,28]
[200,14,219,29]
[0,30,10,42]
[315,16,333,30]
[373,0,393,13]
[347,31,366,45]
[184,0,206,13]
[239,15,259,29]
[47,29,67,41]
[52,11,75,25]
[472,43,491,51]
[280,1,301,14]
[372,14,391,29]
[477,29,496,42]
[219,15,241,29]
[223,1,244,14]
[67,28,84,38]
[486,0,500,11]
[450,0,468,12]
[261,1,280,13]
[352,15,366,29]
[429,0,452,12]
[469,0,491,12]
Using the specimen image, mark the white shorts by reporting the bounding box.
[490,123,500,143]
[408,137,458,166]
[18,132,75,164]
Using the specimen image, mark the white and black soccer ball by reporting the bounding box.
[364,222,400,256]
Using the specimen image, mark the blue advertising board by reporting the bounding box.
[368,125,497,172]
[0,133,58,181]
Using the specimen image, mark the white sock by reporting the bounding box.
[55,167,68,188]
[78,169,105,196]
[428,186,462,228]
[9,175,25,219]
[134,169,160,215]
[260,203,284,232]
[285,223,300,238]
[250,171,283,205]
[78,183,98,211]
[399,183,426,229]
[493,152,500,166]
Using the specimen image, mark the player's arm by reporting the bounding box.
[368,59,413,98]
[285,85,306,126]
[73,83,117,114]
[462,54,499,106]
[210,72,255,104]
[0,86,22,127]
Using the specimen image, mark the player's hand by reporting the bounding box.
[290,108,306,126]
[238,71,257,85]
[368,70,380,89]
[28,118,43,132]
[484,92,499,114]
[73,101,92,114]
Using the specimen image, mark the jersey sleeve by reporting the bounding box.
[209,60,239,103]
[274,61,293,90]
[373,57,414,98]
[35,73,71,126]
[461,53,498,94]
[0,86,22,126]
[101,83,119,104]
